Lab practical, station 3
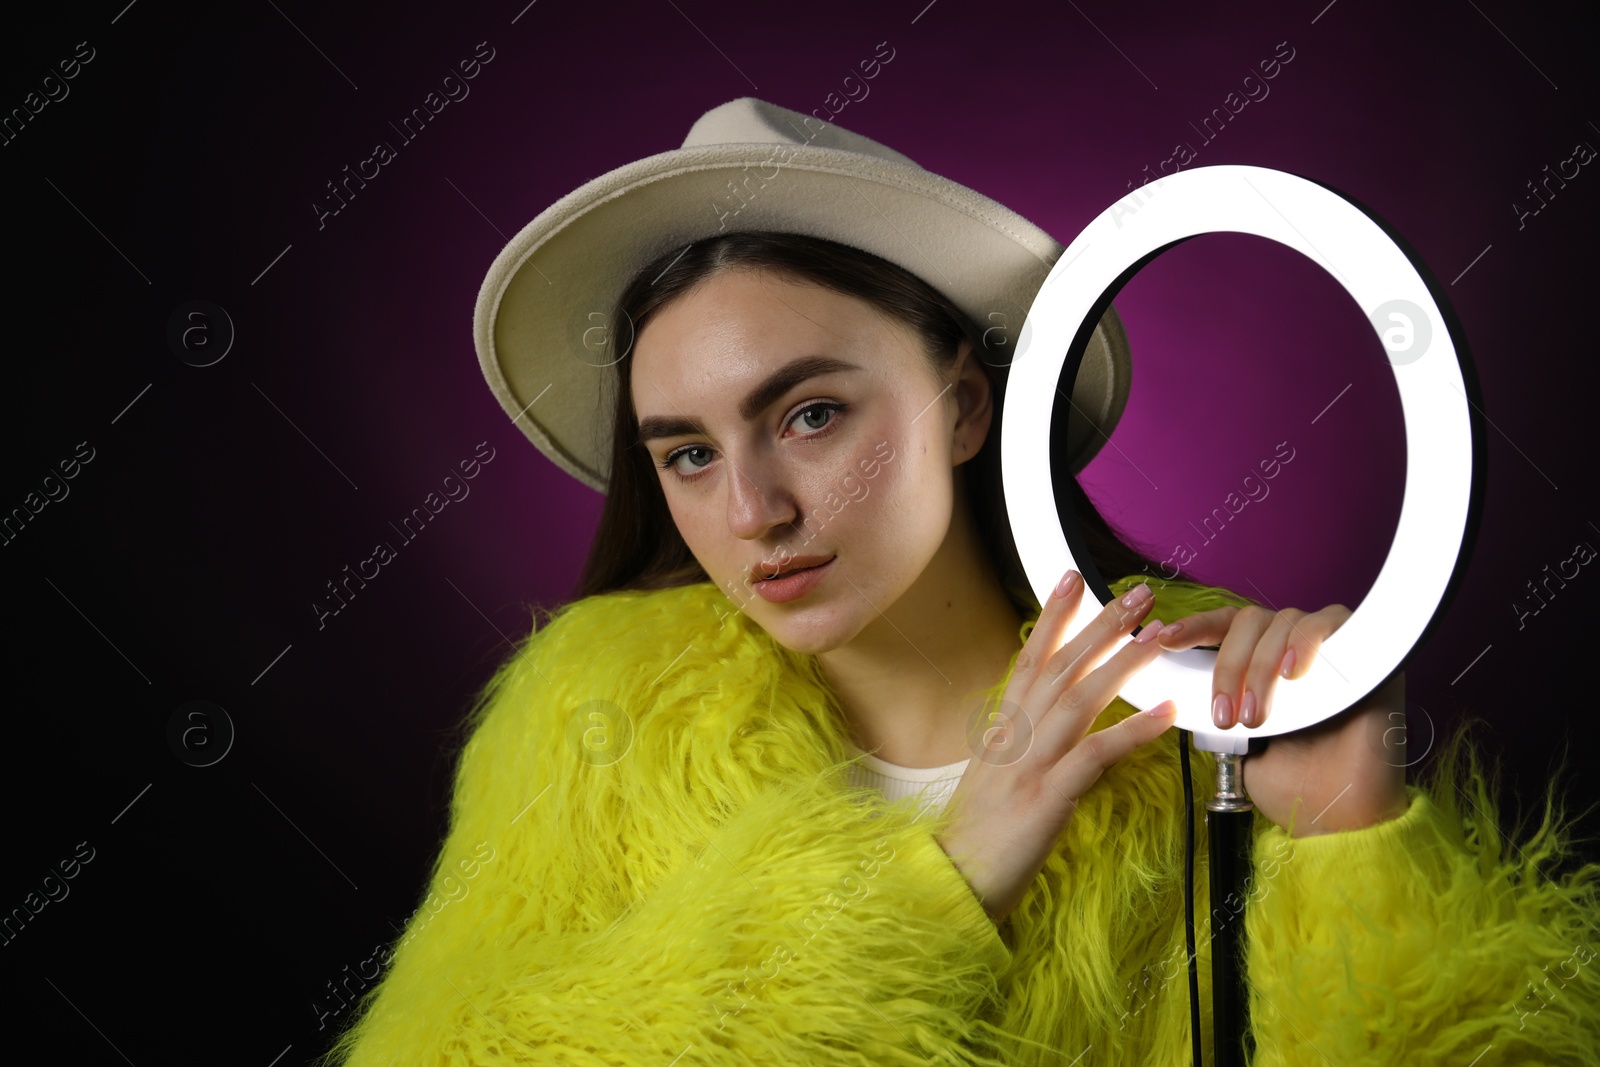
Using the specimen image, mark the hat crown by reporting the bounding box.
[679,96,922,167]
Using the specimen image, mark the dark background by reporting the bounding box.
[2,0,1595,1061]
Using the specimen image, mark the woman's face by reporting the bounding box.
[630,268,981,654]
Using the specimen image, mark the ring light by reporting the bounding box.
[1001,164,1479,752]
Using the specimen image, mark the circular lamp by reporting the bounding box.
[1001,164,1482,752]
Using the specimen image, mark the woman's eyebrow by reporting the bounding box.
[636,355,863,444]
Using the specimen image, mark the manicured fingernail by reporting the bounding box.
[1212,692,1232,729]
[1239,690,1256,727]
[1146,700,1177,718]
[1280,648,1296,678]
[1055,570,1080,599]
[1135,618,1164,643]
[1121,583,1153,608]
[1160,621,1184,639]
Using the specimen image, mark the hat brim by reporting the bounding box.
[474,141,1130,493]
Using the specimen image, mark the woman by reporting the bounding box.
[323,98,1600,1065]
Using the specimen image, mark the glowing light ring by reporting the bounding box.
[1001,164,1474,751]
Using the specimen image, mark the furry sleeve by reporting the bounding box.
[1242,742,1600,1066]
[1098,574,1600,1064]
[321,589,1016,1066]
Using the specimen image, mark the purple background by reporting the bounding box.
[3,0,1595,1061]
[1078,229,1406,615]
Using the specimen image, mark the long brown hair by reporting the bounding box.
[574,231,1188,616]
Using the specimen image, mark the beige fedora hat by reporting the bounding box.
[473,96,1131,494]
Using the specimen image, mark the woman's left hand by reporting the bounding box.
[1150,603,1410,837]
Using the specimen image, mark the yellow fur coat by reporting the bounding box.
[323,575,1600,1065]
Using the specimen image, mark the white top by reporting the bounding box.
[843,742,970,819]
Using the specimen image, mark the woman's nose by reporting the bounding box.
[724,453,799,540]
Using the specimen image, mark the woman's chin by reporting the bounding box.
[757,607,851,656]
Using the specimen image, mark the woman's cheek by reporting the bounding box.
[665,498,729,589]
[872,434,927,510]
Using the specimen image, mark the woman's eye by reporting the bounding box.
[673,446,713,473]
[790,402,839,434]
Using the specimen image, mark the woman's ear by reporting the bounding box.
[949,337,994,466]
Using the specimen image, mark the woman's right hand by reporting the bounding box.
[935,570,1177,925]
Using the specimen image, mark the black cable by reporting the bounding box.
[1179,727,1202,1067]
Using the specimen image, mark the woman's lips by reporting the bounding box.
[752,557,835,604]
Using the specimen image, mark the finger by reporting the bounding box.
[1040,615,1168,752]
[1212,605,1277,728]
[1278,603,1352,681]
[1240,609,1305,727]
[1047,697,1178,808]
[1040,580,1157,696]
[1152,606,1241,651]
[1251,604,1349,726]
[1009,569,1089,701]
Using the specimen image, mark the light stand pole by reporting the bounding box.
[1206,750,1255,1067]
